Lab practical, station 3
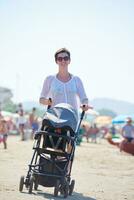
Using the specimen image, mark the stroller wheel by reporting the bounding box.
[19,176,24,192]
[54,179,60,197]
[63,182,69,198]
[28,176,34,194]
[69,179,75,195]
[25,177,30,188]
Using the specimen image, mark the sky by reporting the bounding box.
[0,0,134,104]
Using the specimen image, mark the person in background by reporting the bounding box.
[0,119,8,149]
[39,48,92,114]
[82,123,90,143]
[16,103,23,113]
[29,107,39,139]
[109,124,116,136]
[17,109,27,141]
[121,117,134,144]
[88,123,99,143]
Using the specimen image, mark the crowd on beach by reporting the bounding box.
[78,116,134,149]
[0,102,109,149]
[0,102,134,153]
[0,102,134,151]
[0,103,41,149]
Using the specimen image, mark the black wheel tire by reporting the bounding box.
[69,180,75,195]
[25,177,30,188]
[28,176,34,194]
[54,180,60,197]
[63,182,69,198]
[19,176,24,192]
[34,180,38,190]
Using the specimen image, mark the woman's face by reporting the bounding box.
[56,52,70,67]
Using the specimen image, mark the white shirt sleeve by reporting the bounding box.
[40,75,54,99]
[74,76,89,104]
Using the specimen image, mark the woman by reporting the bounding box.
[39,48,92,113]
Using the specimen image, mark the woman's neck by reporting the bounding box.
[56,72,72,82]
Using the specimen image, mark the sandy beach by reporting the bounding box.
[0,135,134,200]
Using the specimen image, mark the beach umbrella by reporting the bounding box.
[112,114,134,124]
[1,111,19,118]
[0,111,19,122]
[1,111,13,117]
[94,116,112,126]
[79,108,99,120]
[79,109,99,116]
[85,109,99,116]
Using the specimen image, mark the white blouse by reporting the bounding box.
[40,75,88,111]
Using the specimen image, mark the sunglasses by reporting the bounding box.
[56,56,70,62]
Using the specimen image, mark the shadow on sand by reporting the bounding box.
[21,187,96,200]
[35,191,96,200]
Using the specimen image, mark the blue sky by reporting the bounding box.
[0,0,134,104]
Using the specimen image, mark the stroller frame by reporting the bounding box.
[19,107,85,198]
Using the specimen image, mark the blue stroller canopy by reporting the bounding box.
[43,103,78,132]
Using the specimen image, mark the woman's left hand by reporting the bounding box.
[80,104,93,111]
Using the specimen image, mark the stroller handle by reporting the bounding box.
[75,105,86,137]
[47,98,52,110]
[80,105,86,119]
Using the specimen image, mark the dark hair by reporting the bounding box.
[54,48,71,61]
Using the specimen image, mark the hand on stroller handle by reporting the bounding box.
[39,98,52,107]
[49,98,92,110]
[40,97,93,112]
[80,104,93,111]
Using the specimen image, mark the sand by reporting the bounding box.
[0,135,134,200]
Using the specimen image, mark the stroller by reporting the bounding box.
[19,103,85,198]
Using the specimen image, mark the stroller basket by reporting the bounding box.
[33,155,68,187]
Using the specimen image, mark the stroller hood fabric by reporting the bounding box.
[43,103,78,132]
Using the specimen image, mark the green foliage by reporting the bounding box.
[98,108,117,118]
[3,100,17,113]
